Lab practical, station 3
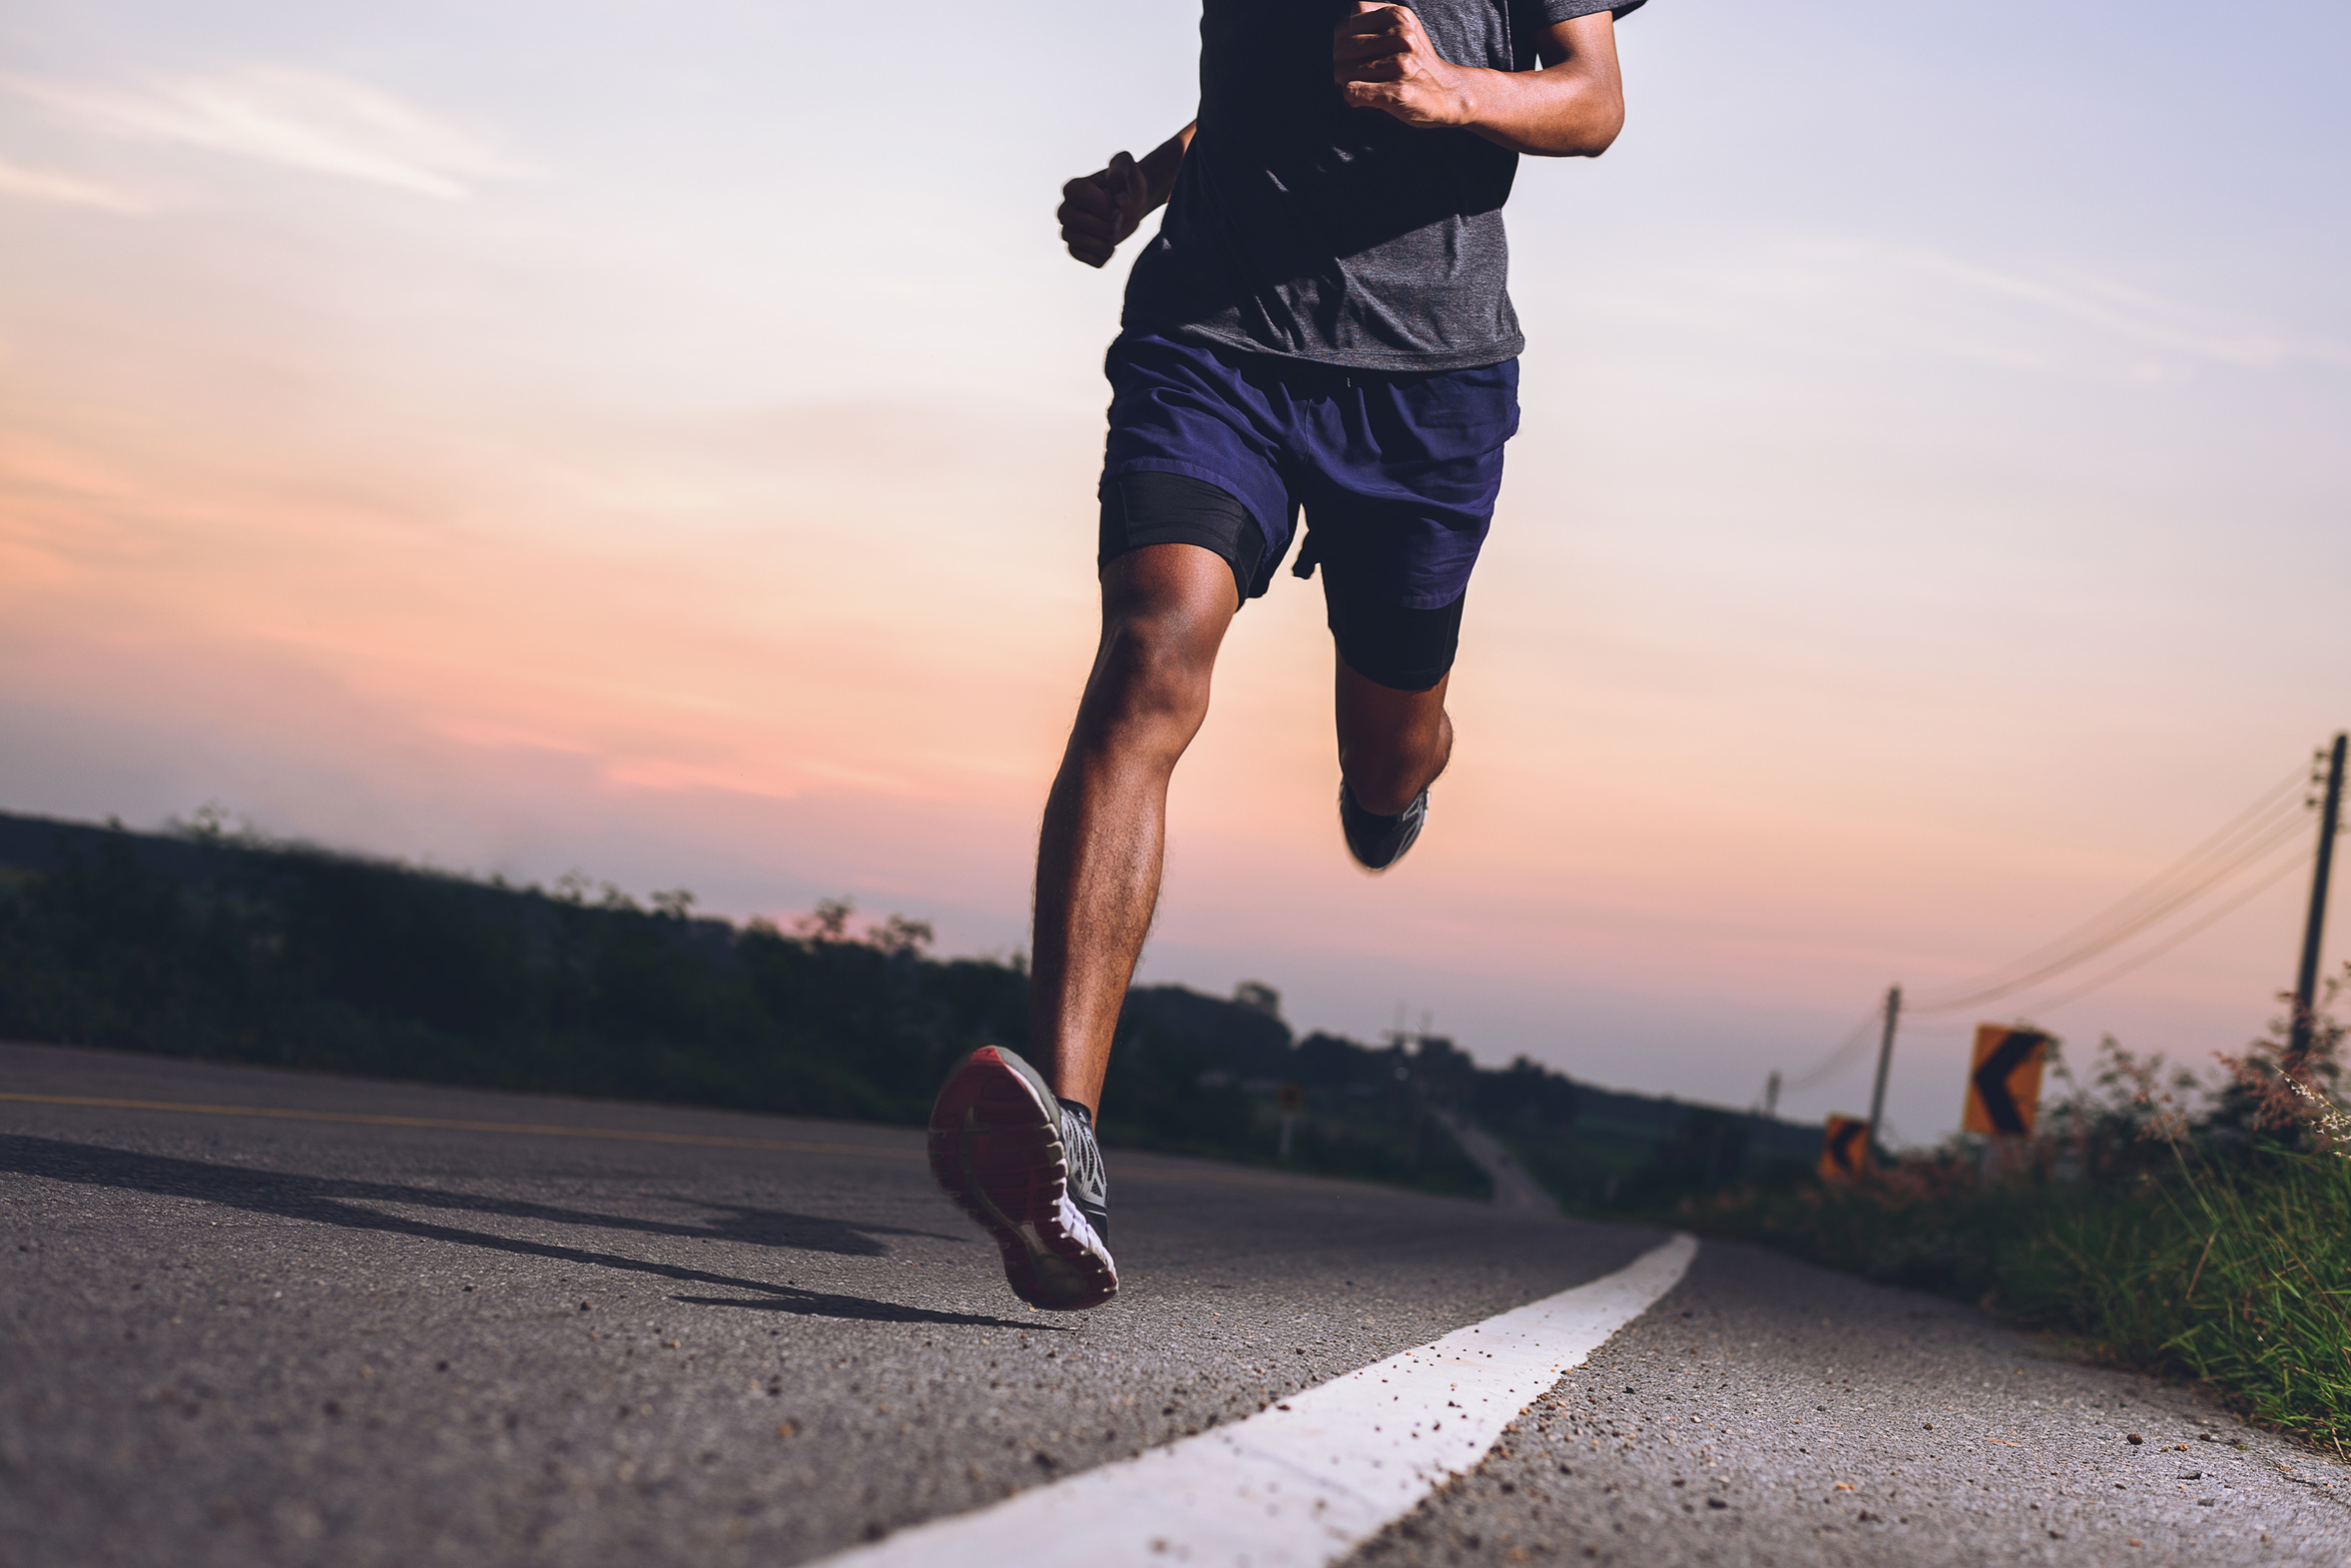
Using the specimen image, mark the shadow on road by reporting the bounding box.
[669,1293,1057,1328]
[0,1132,947,1254]
[0,1133,1048,1331]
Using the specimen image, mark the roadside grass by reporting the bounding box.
[1688,974,2351,1453]
[2014,1144,2351,1452]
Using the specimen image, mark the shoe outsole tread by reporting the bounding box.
[926,1046,1118,1311]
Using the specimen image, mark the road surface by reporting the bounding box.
[2,1040,2344,1565]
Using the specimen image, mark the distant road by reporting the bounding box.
[2,1041,2343,1566]
[1433,1105,1561,1215]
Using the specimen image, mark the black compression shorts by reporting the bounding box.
[1099,469,1467,693]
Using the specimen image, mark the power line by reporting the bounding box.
[1774,757,2317,1102]
[1904,762,2304,1011]
[2026,841,2316,1015]
[1908,809,2312,1014]
[1908,767,2314,1015]
[1781,997,1888,1093]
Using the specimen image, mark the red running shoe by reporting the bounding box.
[927,1045,1117,1310]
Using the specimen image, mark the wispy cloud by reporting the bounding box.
[8,67,525,200]
[1880,243,2351,372]
[1629,234,2351,377]
[0,152,148,213]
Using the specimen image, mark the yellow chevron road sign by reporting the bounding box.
[1819,1114,1870,1181]
[1963,1024,2050,1138]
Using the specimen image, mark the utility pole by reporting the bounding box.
[2289,733,2347,1068]
[1865,984,1901,1170]
[1763,1070,1782,1120]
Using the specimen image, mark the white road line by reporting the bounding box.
[820,1234,1698,1568]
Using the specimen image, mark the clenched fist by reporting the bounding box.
[1058,151,1150,268]
[1334,2,1476,130]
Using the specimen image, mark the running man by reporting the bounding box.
[929,1,1638,1309]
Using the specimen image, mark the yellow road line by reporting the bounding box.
[0,1092,921,1159]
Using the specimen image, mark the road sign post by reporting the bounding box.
[1864,985,1900,1170]
[1277,1081,1305,1162]
[2289,732,2346,1070]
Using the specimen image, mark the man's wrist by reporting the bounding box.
[1441,66,1503,134]
[1138,130,1190,209]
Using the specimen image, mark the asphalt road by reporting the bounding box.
[3,1041,2345,1566]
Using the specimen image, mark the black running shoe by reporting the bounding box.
[1058,1100,1111,1245]
[926,1045,1117,1310]
[1340,781,1428,871]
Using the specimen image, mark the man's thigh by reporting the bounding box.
[1298,357,1520,692]
[1098,331,1301,603]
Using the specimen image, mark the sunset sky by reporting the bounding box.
[3,0,2346,1145]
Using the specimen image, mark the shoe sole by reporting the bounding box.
[926,1046,1118,1311]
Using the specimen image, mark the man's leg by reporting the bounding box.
[1336,659,1452,816]
[923,541,1234,1311]
[931,330,1275,1310]
[1326,578,1463,869]
[1030,541,1240,1115]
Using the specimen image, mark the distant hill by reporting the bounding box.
[0,808,1821,1210]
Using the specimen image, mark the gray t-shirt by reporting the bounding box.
[1122,0,1642,372]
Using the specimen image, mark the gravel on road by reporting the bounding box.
[1352,1241,2349,1566]
[3,1040,2344,1567]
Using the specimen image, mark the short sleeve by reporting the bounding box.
[1534,0,1646,20]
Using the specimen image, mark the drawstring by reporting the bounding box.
[1292,528,1320,580]
[1294,371,1363,575]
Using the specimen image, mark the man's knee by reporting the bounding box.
[1073,542,1236,755]
[1087,605,1218,735]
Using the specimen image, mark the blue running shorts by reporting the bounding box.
[1097,329,1519,692]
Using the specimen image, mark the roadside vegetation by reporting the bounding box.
[0,810,1496,1196]
[1689,976,2351,1452]
[0,807,1819,1209]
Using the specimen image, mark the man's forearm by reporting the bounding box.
[1334,9,1622,159]
[1454,66,1621,158]
[1137,123,1197,212]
